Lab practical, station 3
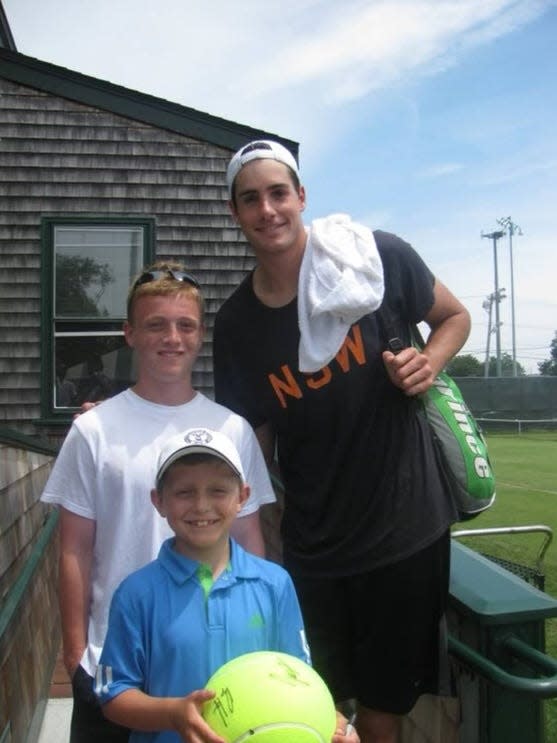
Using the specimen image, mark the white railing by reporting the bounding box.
[476,418,557,434]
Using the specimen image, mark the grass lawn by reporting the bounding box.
[451,430,557,740]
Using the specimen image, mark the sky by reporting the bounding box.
[4,0,557,373]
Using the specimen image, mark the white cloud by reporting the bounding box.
[225,0,549,105]
[474,156,557,188]
[418,162,464,178]
[8,0,549,128]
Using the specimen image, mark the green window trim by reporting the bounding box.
[39,216,155,424]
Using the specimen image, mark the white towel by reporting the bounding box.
[298,213,384,372]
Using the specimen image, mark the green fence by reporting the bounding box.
[456,376,557,421]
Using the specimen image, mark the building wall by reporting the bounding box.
[0,76,255,437]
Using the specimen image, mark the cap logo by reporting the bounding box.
[184,429,213,445]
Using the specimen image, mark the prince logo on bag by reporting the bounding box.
[424,371,495,519]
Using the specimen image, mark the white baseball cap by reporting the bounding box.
[227,140,300,196]
[156,428,245,487]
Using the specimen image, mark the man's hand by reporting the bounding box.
[382,346,435,397]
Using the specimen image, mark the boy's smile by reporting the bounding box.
[152,459,249,567]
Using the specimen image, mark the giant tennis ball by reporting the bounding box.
[203,651,336,742]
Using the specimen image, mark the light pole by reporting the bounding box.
[497,216,522,377]
[482,295,493,378]
[481,230,505,377]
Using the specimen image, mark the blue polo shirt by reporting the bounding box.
[96,538,309,743]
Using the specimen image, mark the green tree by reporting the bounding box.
[56,254,113,317]
[538,331,557,375]
[487,352,525,377]
[446,354,483,376]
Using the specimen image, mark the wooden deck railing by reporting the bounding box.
[0,432,58,743]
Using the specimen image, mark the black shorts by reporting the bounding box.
[289,530,450,715]
[70,665,130,743]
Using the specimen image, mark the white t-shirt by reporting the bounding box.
[41,389,275,675]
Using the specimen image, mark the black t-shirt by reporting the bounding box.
[214,230,456,576]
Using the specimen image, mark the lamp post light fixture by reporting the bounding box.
[481,230,505,377]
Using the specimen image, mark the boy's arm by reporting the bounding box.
[229,420,277,557]
[255,421,276,468]
[104,688,358,742]
[229,510,265,557]
[102,688,225,742]
[58,507,95,677]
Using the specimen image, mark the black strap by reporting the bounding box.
[375,301,426,354]
[375,301,406,355]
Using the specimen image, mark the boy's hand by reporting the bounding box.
[169,689,226,743]
[332,711,360,743]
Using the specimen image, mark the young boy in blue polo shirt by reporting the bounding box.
[95,427,357,743]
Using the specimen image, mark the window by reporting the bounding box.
[41,218,155,421]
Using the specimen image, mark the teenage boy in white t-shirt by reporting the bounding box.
[42,263,275,743]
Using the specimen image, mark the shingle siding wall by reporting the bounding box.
[0,77,255,437]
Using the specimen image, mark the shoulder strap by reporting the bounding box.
[375,301,407,355]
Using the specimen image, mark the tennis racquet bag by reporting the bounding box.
[421,369,495,519]
[377,303,496,520]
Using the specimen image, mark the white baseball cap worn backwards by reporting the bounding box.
[156,428,245,487]
[226,140,300,196]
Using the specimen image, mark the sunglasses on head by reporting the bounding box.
[132,269,200,290]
